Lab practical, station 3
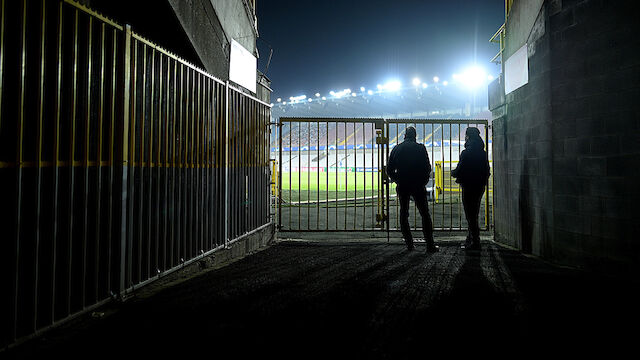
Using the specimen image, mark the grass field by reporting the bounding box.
[281,171,379,191]
[278,169,493,204]
[277,170,493,231]
[279,171,381,202]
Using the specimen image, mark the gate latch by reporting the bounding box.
[376,136,388,145]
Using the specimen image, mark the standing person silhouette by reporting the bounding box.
[386,126,438,253]
[451,127,491,251]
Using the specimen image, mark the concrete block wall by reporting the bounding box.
[548,0,640,272]
[492,0,640,273]
[493,4,554,257]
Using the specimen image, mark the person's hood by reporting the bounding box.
[464,135,485,150]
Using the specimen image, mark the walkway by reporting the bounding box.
[5,237,639,358]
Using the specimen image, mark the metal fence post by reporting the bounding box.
[224,81,230,248]
[485,124,491,231]
[119,24,132,297]
[384,119,390,241]
[277,118,282,231]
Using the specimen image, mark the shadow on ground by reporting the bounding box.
[5,238,639,358]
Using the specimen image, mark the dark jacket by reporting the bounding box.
[386,138,431,190]
[451,137,490,188]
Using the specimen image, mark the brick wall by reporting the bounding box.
[492,0,640,273]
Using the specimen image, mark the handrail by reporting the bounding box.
[490,23,505,43]
[490,23,505,64]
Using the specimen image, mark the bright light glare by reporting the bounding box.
[290,95,307,102]
[332,88,352,98]
[377,84,383,90]
[367,90,374,95]
[276,98,281,102]
[360,87,365,92]
[458,66,487,89]
[412,77,421,86]
[383,80,402,92]
[322,96,326,100]
[422,83,427,88]
[443,81,448,86]
[433,76,439,83]
[487,75,495,81]
[315,93,321,97]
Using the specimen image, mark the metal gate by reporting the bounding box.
[276,117,492,233]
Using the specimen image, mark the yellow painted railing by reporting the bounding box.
[434,160,494,202]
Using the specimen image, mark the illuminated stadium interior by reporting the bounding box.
[270,72,493,150]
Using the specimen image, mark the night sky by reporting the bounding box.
[257,0,505,100]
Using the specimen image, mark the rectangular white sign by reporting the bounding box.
[229,39,256,93]
[504,43,529,95]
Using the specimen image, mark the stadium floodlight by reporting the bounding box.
[433,76,440,83]
[422,83,428,88]
[322,96,326,100]
[443,81,448,86]
[332,88,352,98]
[384,80,402,92]
[412,77,421,86]
[330,90,335,95]
[351,93,356,97]
[315,92,321,97]
[308,98,313,102]
[458,65,487,89]
[276,98,282,102]
[360,86,365,92]
[377,84,383,90]
[367,90,374,95]
[290,95,307,102]
[283,101,287,105]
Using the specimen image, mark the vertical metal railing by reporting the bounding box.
[1,0,272,349]
[278,118,386,231]
[386,119,491,231]
[0,0,125,347]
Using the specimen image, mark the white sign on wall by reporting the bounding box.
[229,39,256,93]
[504,43,529,95]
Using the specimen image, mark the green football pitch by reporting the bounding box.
[280,171,379,191]
[279,171,381,202]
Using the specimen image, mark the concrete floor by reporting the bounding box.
[5,236,639,358]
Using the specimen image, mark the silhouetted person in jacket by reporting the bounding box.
[451,127,490,251]
[387,126,438,253]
